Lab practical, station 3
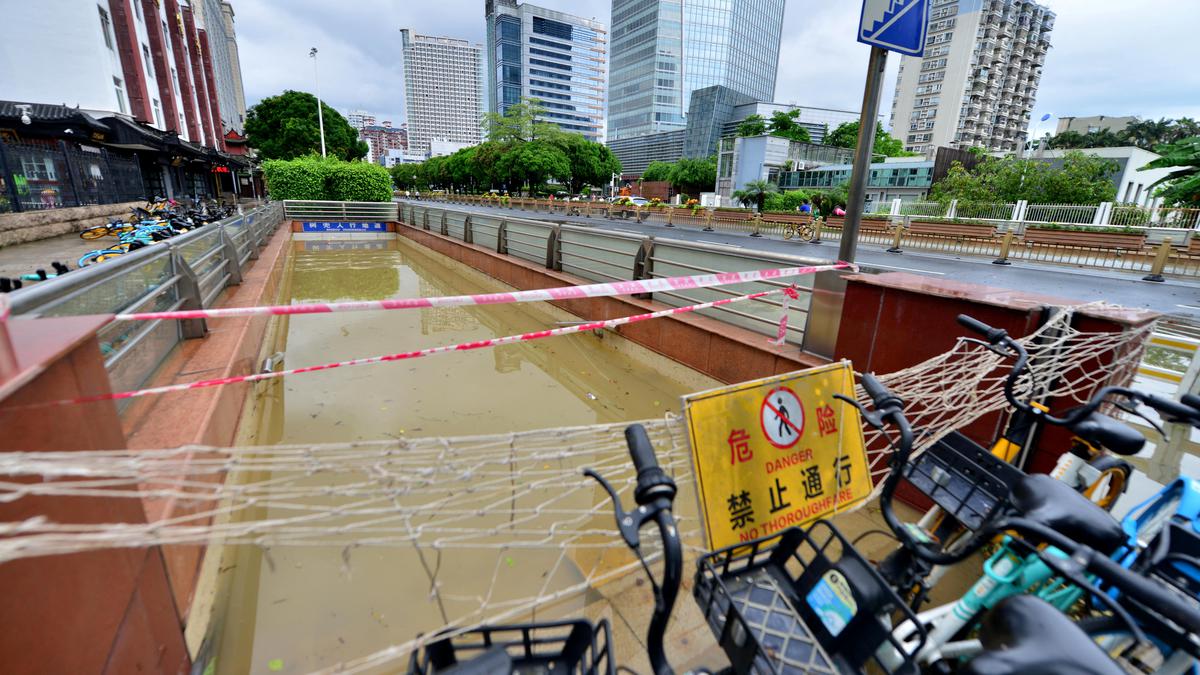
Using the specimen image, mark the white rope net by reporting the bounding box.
[0,306,1153,672]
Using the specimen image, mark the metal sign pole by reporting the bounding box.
[838,45,888,264]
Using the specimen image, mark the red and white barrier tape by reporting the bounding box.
[768,286,801,346]
[115,262,855,322]
[19,287,789,409]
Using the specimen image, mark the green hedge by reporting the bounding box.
[1028,223,1142,234]
[328,162,393,201]
[262,156,392,201]
[262,157,329,200]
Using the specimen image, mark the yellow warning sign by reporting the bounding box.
[682,361,871,551]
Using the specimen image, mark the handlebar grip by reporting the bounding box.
[861,373,902,411]
[1142,394,1200,424]
[956,314,1008,344]
[1181,393,1200,413]
[625,424,659,474]
[624,424,677,506]
[1086,552,1200,635]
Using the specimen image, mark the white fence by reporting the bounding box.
[872,199,1200,231]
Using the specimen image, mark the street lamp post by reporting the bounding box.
[309,47,327,157]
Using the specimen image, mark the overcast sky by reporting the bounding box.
[235,0,1198,138]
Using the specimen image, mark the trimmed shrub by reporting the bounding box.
[262,156,392,202]
[262,157,329,200]
[328,162,393,201]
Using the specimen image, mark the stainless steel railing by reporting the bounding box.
[282,200,398,221]
[9,202,285,397]
[398,201,850,356]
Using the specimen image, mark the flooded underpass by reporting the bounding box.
[207,236,720,674]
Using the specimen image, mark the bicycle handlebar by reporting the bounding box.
[626,423,660,474]
[1183,393,1200,412]
[861,372,902,411]
[956,314,1009,345]
[586,425,681,675]
[955,314,1200,429]
[1002,517,1200,637]
[625,425,678,507]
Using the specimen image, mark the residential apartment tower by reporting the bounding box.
[888,0,1054,154]
[400,29,486,155]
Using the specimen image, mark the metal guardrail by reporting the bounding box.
[282,200,398,221]
[398,201,846,355]
[9,202,285,398]
[1139,321,1200,387]
[431,195,1200,280]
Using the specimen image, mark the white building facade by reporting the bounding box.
[889,0,1054,155]
[0,0,244,150]
[1029,146,1176,208]
[400,29,486,155]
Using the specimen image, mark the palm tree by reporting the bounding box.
[1141,136,1200,207]
[1050,130,1088,148]
[732,180,778,212]
[1170,118,1200,144]
[1123,118,1175,150]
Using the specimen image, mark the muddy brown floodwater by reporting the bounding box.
[208,237,717,674]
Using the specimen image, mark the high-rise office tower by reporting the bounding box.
[485,0,607,142]
[889,0,1054,155]
[606,0,785,142]
[196,0,248,134]
[400,29,486,155]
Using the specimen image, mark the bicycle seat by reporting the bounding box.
[1009,474,1125,555]
[1068,413,1145,456]
[962,595,1123,675]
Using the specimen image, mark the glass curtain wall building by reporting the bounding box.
[607,0,785,142]
[485,0,608,142]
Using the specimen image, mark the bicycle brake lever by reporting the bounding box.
[583,468,659,550]
[959,336,1017,358]
[834,394,887,431]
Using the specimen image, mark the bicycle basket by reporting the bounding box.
[406,619,613,674]
[694,521,925,674]
[902,431,1024,531]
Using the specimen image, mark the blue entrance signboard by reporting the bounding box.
[858,0,930,57]
[301,222,389,233]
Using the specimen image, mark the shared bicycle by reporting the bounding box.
[403,314,1200,674]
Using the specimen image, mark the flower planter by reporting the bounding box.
[1022,228,1147,249]
[711,210,755,222]
[857,218,893,232]
[909,220,998,240]
[761,212,815,225]
[820,217,890,232]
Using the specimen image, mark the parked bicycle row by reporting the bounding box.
[76,197,234,267]
[409,314,1200,674]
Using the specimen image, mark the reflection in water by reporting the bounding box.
[216,238,710,674]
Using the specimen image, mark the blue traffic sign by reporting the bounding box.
[858,0,930,56]
[301,221,388,232]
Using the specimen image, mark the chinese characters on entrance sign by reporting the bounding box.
[684,361,871,550]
